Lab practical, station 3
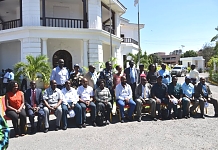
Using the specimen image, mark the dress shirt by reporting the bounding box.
[141,85,145,98]
[189,69,200,81]
[43,87,63,104]
[62,87,79,105]
[77,85,94,101]
[3,72,10,83]
[143,86,150,98]
[182,83,194,98]
[130,68,136,83]
[30,89,36,106]
[168,83,183,99]
[202,84,208,97]
[9,72,14,80]
[50,66,69,85]
[158,69,171,85]
[115,83,132,100]
[151,83,168,99]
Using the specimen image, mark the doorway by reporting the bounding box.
[52,50,72,71]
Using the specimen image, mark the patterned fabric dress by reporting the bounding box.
[0,114,9,150]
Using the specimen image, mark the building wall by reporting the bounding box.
[0,41,21,70]
[47,39,83,67]
[121,27,138,41]
[103,44,111,63]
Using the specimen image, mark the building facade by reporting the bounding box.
[0,0,134,71]
[180,56,205,71]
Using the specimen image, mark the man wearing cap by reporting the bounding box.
[189,64,200,84]
[84,65,98,90]
[195,77,218,118]
[124,60,139,100]
[135,74,157,122]
[158,63,171,86]
[151,75,171,119]
[70,64,83,89]
[181,76,196,118]
[50,59,69,90]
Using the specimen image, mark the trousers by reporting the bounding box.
[26,108,45,129]
[198,97,218,115]
[79,101,96,123]
[117,99,136,119]
[136,98,156,117]
[96,102,112,121]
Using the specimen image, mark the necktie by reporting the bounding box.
[32,90,36,107]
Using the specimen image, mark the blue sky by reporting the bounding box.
[119,0,218,54]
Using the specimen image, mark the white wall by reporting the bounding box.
[121,26,138,41]
[103,44,111,62]
[0,41,21,70]
[47,39,83,67]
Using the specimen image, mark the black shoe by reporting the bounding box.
[77,125,82,128]
[121,119,124,123]
[184,116,188,119]
[30,127,36,134]
[62,126,67,130]
[201,114,205,119]
[187,114,190,118]
[44,128,49,133]
[55,126,60,131]
[82,123,86,128]
[92,122,96,127]
[138,116,142,122]
[151,117,157,121]
[214,114,218,117]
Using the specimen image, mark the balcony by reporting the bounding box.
[0,19,21,30]
[102,24,115,34]
[122,38,138,45]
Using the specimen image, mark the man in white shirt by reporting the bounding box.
[116,76,136,123]
[189,64,200,84]
[135,74,157,122]
[62,80,83,129]
[50,59,69,90]
[77,78,96,127]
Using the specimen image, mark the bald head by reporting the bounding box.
[121,76,127,85]
[82,78,88,87]
[30,81,36,90]
[58,59,64,68]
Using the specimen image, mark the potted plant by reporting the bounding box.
[14,55,52,89]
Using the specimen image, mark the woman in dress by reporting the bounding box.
[146,64,159,85]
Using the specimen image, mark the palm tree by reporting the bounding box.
[126,51,150,69]
[211,26,218,42]
[14,55,52,84]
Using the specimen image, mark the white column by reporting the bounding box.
[115,46,121,65]
[83,40,88,67]
[41,38,48,56]
[20,38,41,63]
[22,0,41,26]
[88,0,102,29]
[88,40,103,71]
[115,13,121,37]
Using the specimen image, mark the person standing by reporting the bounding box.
[189,64,200,84]
[69,64,83,89]
[137,64,147,84]
[84,65,98,90]
[5,81,26,137]
[124,60,139,100]
[62,80,83,129]
[146,64,159,85]
[158,63,171,86]
[113,65,123,89]
[43,80,63,133]
[50,59,69,90]
[24,81,45,134]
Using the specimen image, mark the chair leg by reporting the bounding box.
[110,112,112,122]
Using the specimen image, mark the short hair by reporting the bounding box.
[7,80,19,92]
[115,65,121,70]
[172,76,177,80]
[97,79,106,87]
[148,64,157,72]
[105,61,111,66]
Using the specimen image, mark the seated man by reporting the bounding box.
[115,76,136,123]
[95,79,112,124]
[24,81,44,134]
[181,76,197,119]
[62,80,83,129]
[43,80,63,133]
[135,74,157,122]
[77,78,96,127]
[151,76,171,119]
[195,77,218,118]
[168,76,183,119]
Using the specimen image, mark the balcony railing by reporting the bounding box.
[0,19,21,30]
[122,38,138,45]
[102,24,115,34]
[41,17,84,28]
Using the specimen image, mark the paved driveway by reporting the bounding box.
[8,73,218,150]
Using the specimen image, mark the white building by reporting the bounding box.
[180,56,205,71]
[0,0,143,72]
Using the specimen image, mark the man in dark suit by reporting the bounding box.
[135,74,157,122]
[195,77,218,118]
[124,60,139,100]
[25,81,45,134]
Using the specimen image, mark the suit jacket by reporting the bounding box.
[24,88,43,109]
[135,83,152,99]
[84,72,98,89]
[124,67,139,85]
[195,83,212,98]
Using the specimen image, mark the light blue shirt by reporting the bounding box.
[182,82,194,98]
[158,69,171,85]
[130,68,136,83]
[9,72,14,80]
[202,84,208,96]
[50,66,69,85]
[115,83,132,100]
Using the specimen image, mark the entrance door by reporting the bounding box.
[53,50,72,71]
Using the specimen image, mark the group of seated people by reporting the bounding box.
[3,59,218,138]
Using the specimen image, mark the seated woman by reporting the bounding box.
[95,79,112,124]
[5,81,26,137]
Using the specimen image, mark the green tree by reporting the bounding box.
[198,44,215,65]
[126,51,150,68]
[148,54,163,65]
[180,50,197,58]
[14,55,52,84]
[211,26,218,55]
